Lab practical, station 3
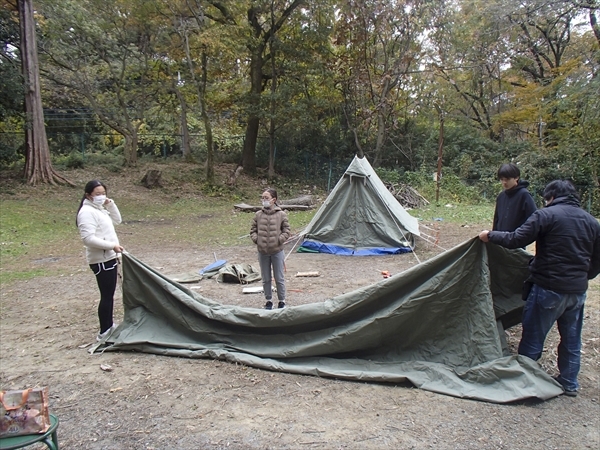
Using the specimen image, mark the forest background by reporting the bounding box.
[0,0,599,214]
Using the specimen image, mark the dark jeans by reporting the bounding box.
[90,258,118,333]
[518,284,586,391]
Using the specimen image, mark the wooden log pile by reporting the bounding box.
[385,183,429,209]
[234,195,316,212]
[279,195,315,206]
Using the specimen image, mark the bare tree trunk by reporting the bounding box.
[242,45,263,174]
[590,9,600,47]
[435,107,444,203]
[268,2,277,179]
[122,128,139,166]
[343,105,364,158]
[180,107,191,161]
[200,52,214,185]
[373,110,386,167]
[18,0,72,186]
[172,84,191,161]
[242,0,304,174]
[373,77,391,168]
[182,29,213,181]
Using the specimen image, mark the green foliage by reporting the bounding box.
[0,131,23,168]
[65,152,84,169]
[3,0,592,210]
[53,151,124,171]
[374,167,400,184]
[0,7,23,122]
[402,170,485,205]
[413,203,494,226]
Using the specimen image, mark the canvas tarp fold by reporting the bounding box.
[97,239,563,403]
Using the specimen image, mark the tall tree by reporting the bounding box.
[40,0,158,166]
[241,0,305,173]
[15,0,70,185]
[425,1,509,142]
[484,0,595,147]
[333,0,429,166]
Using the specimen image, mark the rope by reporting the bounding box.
[372,184,423,265]
[284,233,304,262]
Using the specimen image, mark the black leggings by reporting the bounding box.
[90,259,118,333]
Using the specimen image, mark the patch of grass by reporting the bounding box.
[411,203,494,226]
[0,267,60,284]
[287,210,316,231]
[0,196,78,280]
[0,161,496,284]
[0,196,75,258]
[119,199,318,250]
[118,197,253,248]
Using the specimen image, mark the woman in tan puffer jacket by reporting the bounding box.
[250,188,291,309]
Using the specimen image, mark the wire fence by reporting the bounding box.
[1,130,598,214]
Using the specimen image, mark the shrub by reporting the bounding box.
[401,170,484,205]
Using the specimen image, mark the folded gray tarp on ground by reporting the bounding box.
[98,238,563,403]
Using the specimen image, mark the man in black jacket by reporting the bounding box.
[480,180,600,397]
[493,163,537,232]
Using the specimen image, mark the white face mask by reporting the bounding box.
[92,195,106,206]
[262,199,272,208]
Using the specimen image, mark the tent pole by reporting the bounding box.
[284,234,304,262]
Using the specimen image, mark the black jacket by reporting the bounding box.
[492,180,537,231]
[488,196,600,294]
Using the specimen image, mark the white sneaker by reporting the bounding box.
[96,323,118,342]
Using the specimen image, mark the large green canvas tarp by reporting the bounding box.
[97,238,563,403]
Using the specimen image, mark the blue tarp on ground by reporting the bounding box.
[298,239,413,255]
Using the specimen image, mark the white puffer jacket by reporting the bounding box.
[77,199,122,264]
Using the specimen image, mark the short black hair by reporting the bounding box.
[543,180,579,201]
[497,163,520,180]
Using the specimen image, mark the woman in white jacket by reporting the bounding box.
[76,180,124,341]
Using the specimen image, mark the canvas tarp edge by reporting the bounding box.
[96,239,563,403]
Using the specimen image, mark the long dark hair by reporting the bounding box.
[264,188,278,206]
[76,180,107,226]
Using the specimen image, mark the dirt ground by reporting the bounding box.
[1,213,599,449]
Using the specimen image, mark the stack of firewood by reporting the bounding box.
[386,183,429,209]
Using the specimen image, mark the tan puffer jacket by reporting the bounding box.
[250,206,291,255]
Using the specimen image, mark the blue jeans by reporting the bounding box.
[518,284,586,391]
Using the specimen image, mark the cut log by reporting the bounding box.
[234,203,313,212]
[242,286,264,294]
[141,169,162,188]
[295,271,320,277]
[279,195,315,206]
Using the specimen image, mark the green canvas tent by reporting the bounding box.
[94,239,563,403]
[298,155,420,255]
